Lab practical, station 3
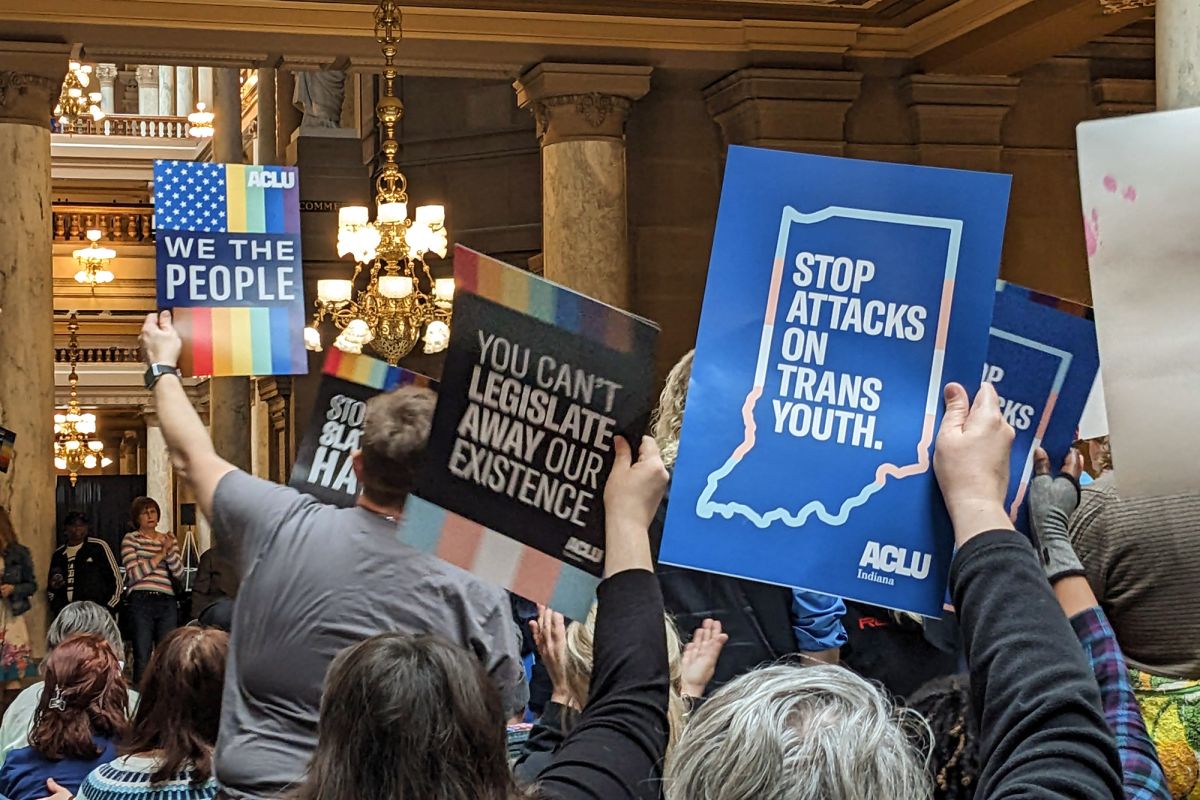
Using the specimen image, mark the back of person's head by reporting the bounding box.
[650,349,694,470]
[358,386,436,507]
[48,600,124,655]
[296,633,520,800]
[563,606,687,760]
[129,496,161,530]
[0,505,18,550]
[907,674,979,800]
[29,633,128,761]
[123,626,228,784]
[665,664,930,800]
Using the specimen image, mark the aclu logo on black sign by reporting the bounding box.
[246,170,295,189]
[856,540,931,587]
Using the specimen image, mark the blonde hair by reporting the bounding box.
[650,350,694,470]
[562,605,688,765]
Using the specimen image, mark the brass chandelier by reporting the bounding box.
[55,59,104,131]
[54,314,112,485]
[304,0,454,366]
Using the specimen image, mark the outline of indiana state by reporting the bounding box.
[696,205,963,530]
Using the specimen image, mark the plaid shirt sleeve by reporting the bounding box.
[1071,606,1171,800]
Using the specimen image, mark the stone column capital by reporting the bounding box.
[901,74,1020,147]
[704,67,863,155]
[514,63,651,145]
[0,41,69,128]
[135,64,159,87]
[95,63,119,84]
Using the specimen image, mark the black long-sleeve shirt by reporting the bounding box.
[537,569,669,800]
[951,530,1123,799]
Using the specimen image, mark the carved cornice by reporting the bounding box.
[515,63,651,146]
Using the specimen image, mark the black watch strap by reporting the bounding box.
[144,363,181,390]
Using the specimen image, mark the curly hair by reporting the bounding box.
[650,350,694,470]
[907,673,980,800]
[29,633,129,761]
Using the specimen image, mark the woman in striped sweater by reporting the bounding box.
[120,498,183,685]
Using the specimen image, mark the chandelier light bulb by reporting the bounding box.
[317,279,354,304]
[423,320,450,354]
[378,275,413,299]
[101,456,113,468]
[65,440,81,451]
[68,86,82,99]
[377,202,407,224]
[54,457,67,470]
[83,455,97,469]
[433,278,455,304]
[88,440,104,452]
[415,205,445,229]
[303,326,323,352]
[338,206,370,227]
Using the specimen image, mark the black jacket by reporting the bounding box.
[47,538,122,615]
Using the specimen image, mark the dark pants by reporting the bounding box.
[128,590,178,684]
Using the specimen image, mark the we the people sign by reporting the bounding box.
[154,160,307,376]
[660,147,1011,617]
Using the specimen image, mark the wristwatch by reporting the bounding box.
[144,363,181,390]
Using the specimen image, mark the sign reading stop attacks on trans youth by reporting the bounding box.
[660,146,1011,617]
[154,160,307,377]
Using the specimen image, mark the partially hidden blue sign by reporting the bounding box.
[985,282,1099,528]
[659,146,1011,617]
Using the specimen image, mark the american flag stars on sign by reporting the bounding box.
[153,159,229,233]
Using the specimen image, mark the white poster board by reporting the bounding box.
[1076,108,1200,497]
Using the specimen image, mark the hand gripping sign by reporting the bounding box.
[661,147,1010,617]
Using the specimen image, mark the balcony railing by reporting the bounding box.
[57,114,191,140]
[53,205,153,243]
[55,346,143,364]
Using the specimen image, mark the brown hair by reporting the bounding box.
[29,633,129,760]
[0,506,17,552]
[294,633,527,800]
[358,386,436,508]
[121,626,228,784]
[130,496,162,531]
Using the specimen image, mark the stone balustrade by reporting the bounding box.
[54,345,142,364]
[56,113,190,139]
[53,204,153,242]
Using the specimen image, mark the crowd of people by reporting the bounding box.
[0,308,1192,800]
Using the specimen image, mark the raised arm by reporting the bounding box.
[96,539,123,609]
[537,436,671,800]
[140,311,235,522]
[934,383,1122,799]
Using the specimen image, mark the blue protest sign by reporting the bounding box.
[985,282,1099,526]
[659,146,1011,617]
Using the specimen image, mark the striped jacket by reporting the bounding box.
[121,531,183,595]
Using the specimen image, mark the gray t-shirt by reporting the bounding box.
[210,470,527,800]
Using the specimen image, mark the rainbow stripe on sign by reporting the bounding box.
[400,496,601,615]
[321,349,435,392]
[454,247,639,353]
[172,305,308,377]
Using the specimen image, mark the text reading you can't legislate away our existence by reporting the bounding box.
[449,332,623,529]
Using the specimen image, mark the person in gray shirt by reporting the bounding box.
[137,311,527,800]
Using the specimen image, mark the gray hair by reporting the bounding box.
[47,601,124,655]
[665,664,931,800]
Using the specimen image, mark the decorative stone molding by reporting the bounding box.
[95,63,119,83]
[704,68,863,156]
[135,64,158,88]
[514,63,651,146]
[901,73,1019,170]
[0,41,70,128]
[1091,77,1154,117]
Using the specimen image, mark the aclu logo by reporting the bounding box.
[856,540,932,587]
[564,537,603,564]
[247,170,295,190]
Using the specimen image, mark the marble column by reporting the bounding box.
[0,41,68,655]
[197,66,214,108]
[96,63,118,115]
[135,65,159,116]
[143,413,174,533]
[157,65,175,116]
[1158,0,1200,110]
[515,63,651,309]
[257,67,278,165]
[249,383,270,479]
[210,68,254,473]
[176,66,194,117]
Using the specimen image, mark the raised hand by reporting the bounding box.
[602,436,669,577]
[680,618,729,699]
[530,604,575,708]
[140,310,182,368]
